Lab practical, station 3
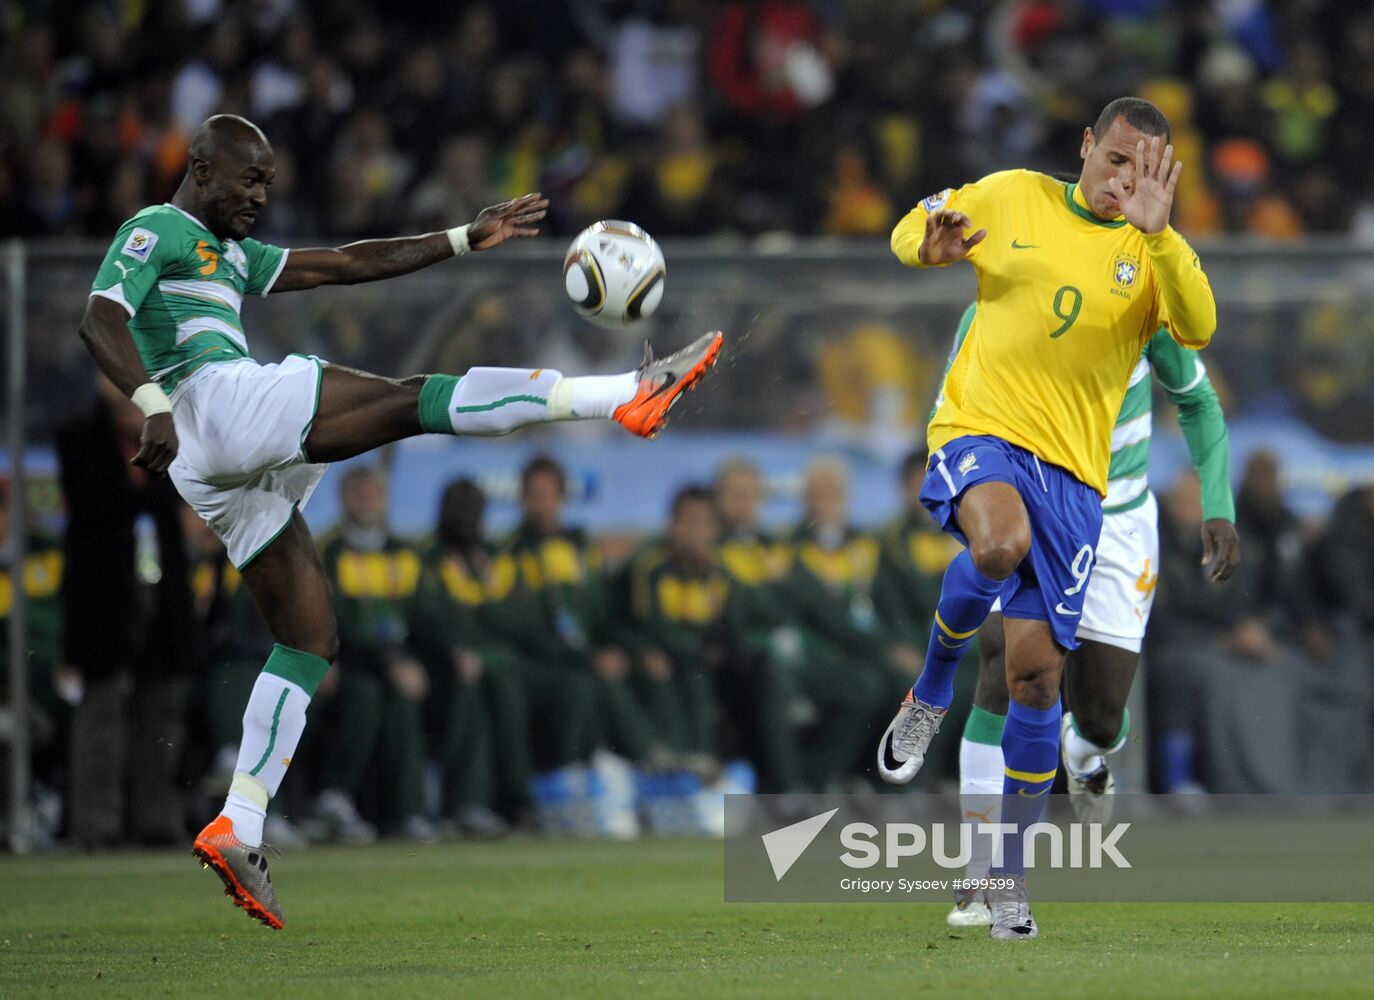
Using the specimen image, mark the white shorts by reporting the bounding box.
[1075,490,1158,653]
[169,355,328,569]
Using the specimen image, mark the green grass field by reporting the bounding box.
[3,838,1372,999]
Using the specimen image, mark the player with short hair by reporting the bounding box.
[877,96,1217,938]
[938,304,1240,927]
[78,114,723,929]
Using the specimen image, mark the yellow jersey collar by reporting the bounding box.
[1064,183,1127,229]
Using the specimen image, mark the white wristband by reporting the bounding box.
[131,383,172,417]
[446,224,471,256]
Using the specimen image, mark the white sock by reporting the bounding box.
[959,737,1005,881]
[223,774,269,847]
[440,367,564,434]
[222,671,311,847]
[548,372,639,420]
[1062,711,1125,777]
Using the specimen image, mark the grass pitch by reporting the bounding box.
[2,838,1372,999]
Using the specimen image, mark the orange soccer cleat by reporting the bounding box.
[192,814,285,930]
[613,330,724,439]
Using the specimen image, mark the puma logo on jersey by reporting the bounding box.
[112,260,135,280]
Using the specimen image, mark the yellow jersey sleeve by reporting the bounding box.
[1141,227,1216,349]
[890,171,1023,268]
[894,171,1216,495]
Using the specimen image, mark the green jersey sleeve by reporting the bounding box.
[90,214,180,316]
[929,302,978,422]
[1146,329,1235,522]
[241,237,289,296]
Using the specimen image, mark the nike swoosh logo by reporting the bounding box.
[1054,603,1080,616]
[1011,240,1040,249]
[646,371,677,400]
[936,635,962,649]
[1017,786,1050,798]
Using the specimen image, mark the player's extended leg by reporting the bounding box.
[986,616,1067,941]
[877,481,1029,783]
[1060,639,1136,822]
[948,612,1008,927]
[301,331,724,462]
[192,512,337,930]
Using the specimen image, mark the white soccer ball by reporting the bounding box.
[562,220,666,327]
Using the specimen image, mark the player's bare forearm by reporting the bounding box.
[273,233,454,291]
[272,194,547,292]
[78,297,154,397]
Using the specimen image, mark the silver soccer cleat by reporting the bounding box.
[876,693,947,784]
[987,874,1038,940]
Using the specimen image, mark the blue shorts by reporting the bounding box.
[920,435,1103,650]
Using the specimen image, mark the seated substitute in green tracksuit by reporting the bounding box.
[410,478,598,832]
[316,466,432,841]
[618,485,754,764]
[490,456,660,765]
[777,458,916,790]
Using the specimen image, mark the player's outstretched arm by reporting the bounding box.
[271,193,549,292]
[1115,136,1216,348]
[77,296,179,473]
[892,208,986,267]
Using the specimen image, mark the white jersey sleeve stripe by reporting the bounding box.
[90,285,135,317]
[260,248,289,296]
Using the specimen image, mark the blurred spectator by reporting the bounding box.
[57,376,196,847]
[408,134,502,233]
[619,104,732,236]
[0,479,68,844]
[328,109,411,238]
[1312,481,1374,643]
[1148,455,1308,793]
[571,0,702,130]
[170,20,243,134]
[815,321,932,460]
[315,467,433,842]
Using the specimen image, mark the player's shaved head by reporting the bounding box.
[189,114,272,165]
[175,114,275,240]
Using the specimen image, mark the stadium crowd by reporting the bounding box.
[3,0,1374,241]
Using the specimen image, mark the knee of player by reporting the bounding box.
[1075,706,1124,748]
[969,536,1029,580]
[1005,660,1059,701]
[320,633,341,665]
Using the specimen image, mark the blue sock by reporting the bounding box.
[993,699,1061,876]
[912,549,1006,709]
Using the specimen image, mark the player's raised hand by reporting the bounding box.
[468,193,550,250]
[1113,136,1181,235]
[918,209,987,265]
[132,412,178,474]
[1201,517,1240,583]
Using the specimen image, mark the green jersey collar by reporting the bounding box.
[1064,184,1128,229]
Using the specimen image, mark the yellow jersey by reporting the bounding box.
[891,169,1216,495]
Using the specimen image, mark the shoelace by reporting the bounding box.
[991,881,1030,927]
[895,702,941,753]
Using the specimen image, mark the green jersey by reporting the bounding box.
[939,304,1234,521]
[90,204,288,393]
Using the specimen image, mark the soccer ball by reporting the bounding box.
[562,220,666,327]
